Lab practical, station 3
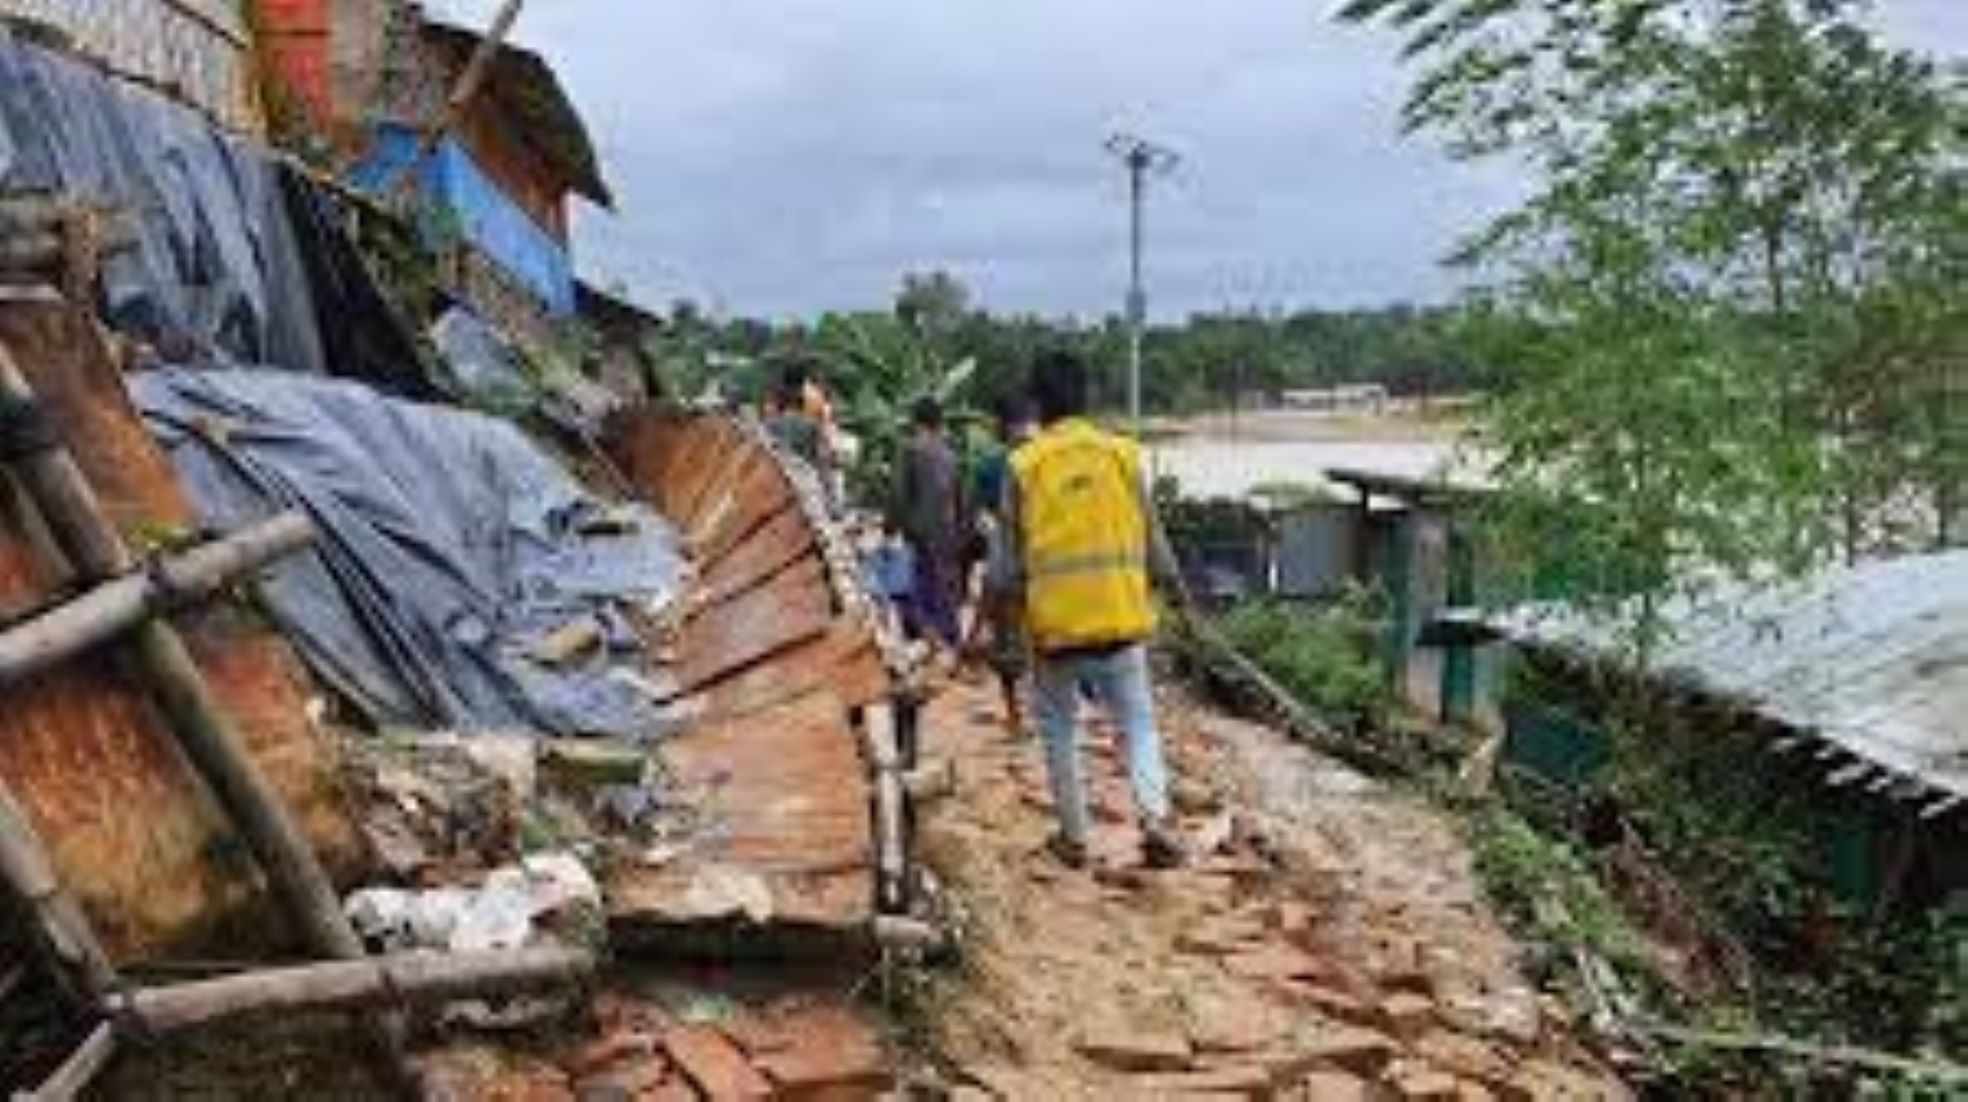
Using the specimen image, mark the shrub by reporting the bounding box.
[1219,590,1392,730]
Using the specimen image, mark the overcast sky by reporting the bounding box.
[434,1,1965,320]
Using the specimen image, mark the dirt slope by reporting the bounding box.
[916,675,1627,1100]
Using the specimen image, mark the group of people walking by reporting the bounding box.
[762,348,1190,870]
[883,350,1193,870]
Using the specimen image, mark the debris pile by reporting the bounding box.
[916,678,1628,1100]
[414,985,896,1099]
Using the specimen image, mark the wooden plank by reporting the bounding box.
[695,504,814,609]
[696,449,796,564]
[674,560,832,692]
[689,623,889,721]
[610,691,872,935]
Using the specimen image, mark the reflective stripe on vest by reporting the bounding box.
[1027,550,1149,580]
[1012,420,1157,652]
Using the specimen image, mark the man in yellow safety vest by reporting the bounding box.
[998,349,1190,870]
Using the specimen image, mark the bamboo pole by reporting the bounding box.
[0,344,359,962]
[392,0,529,204]
[859,703,907,913]
[870,915,946,955]
[0,783,117,999]
[110,947,595,1037]
[0,511,314,687]
[17,1021,116,1102]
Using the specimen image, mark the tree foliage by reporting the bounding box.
[1344,0,1966,628]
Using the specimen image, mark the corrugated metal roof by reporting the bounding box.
[1488,551,1968,811]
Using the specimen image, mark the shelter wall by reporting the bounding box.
[0,301,362,961]
[0,0,259,130]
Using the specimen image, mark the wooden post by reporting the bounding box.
[110,947,595,1036]
[0,511,314,687]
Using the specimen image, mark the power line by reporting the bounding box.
[1103,132,1179,433]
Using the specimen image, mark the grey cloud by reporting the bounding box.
[434,0,1966,318]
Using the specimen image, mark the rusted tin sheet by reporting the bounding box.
[0,302,360,961]
[609,690,873,936]
[688,623,890,723]
[606,412,691,517]
[604,408,895,948]
[675,559,833,693]
[693,448,795,563]
[696,504,814,609]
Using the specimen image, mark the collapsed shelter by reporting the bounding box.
[0,7,922,1094]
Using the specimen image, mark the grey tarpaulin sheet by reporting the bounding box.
[132,368,687,740]
[0,29,430,395]
[0,28,322,372]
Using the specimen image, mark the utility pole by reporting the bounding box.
[1104,133,1178,434]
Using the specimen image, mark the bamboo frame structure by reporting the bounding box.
[0,510,314,686]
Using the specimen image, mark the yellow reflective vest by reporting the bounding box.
[1011,418,1157,652]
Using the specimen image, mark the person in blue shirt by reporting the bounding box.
[968,395,1037,733]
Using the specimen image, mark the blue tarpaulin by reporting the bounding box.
[354,123,576,315]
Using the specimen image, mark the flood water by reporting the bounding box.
[1148,437,1467,500]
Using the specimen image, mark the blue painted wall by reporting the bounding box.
[353,123,575,315]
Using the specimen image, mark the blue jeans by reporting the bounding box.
[1033,643,1171,844]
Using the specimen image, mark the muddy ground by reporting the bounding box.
[911,673,1627,1099]
[92,667,1628,1100]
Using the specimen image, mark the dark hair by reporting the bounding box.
[1028,348,1089,422]
[778,356,814,391]
[911,395,944,429]
[993,393,1034,436]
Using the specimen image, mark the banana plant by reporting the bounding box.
[811,311,978,504]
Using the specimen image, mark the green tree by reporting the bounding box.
[1343,0,1966,635]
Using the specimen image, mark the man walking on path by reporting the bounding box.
[1001,350,1189,870]
[894,396,964,651]
[968,395,1037,735]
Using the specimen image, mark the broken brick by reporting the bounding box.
[1296,1070,1374,1102]
[1274,1026,1399,1079]
[1131,1063,1273,1095]
[1221,943,1320,984]
[1294,983,1378,1028]
[562,1030,657,1078]
[1378,993,1437,1041]
[1188,1006,1283,1055]
[642,1080,700,1102]
[1075,1027,1194,1073]
[750,1008,889,1097]
[1413,1032,1515,1086]
[662,1024,771,1099]
[573,1060,668,1101]
[1268,900,1312,938]
[1385,1058,1463,1100]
